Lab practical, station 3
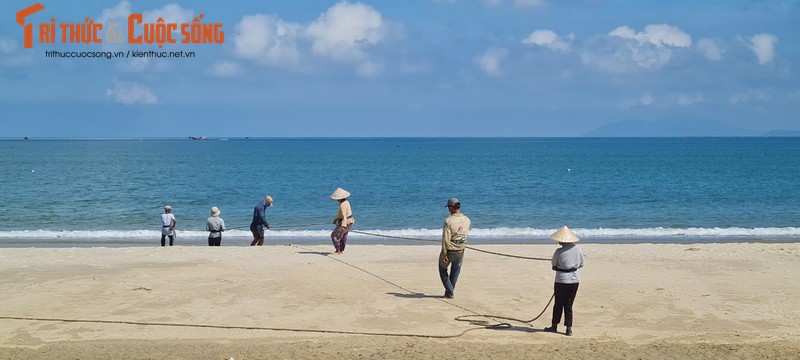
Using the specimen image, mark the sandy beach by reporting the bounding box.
[1,243,798,359]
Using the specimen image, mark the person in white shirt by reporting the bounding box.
[544,225,585,336]
[160,205,176,247]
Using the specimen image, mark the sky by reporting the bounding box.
[0,0,798,137]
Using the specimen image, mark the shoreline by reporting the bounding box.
[0,237,800,249]
[1,235,799,248]
[1,243,799,358]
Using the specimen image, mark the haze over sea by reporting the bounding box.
[1,137,798,247]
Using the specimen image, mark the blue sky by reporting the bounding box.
[1,0,798,137]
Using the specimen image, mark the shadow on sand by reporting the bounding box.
[386,292,444,299]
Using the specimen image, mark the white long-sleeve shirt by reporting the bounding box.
[552,244,584,284]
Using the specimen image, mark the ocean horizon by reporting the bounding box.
[2,137,798,247]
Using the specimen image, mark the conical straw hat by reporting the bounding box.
[549,225,580,243]
[330,187,351,200]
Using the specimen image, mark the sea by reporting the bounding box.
[1,137,798,247]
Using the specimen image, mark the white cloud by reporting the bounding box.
[98,1,132,24]
[480,0,548,8]
[629,45,673,68]
[106,80,158,105]
[230,2,399,77]
[514,0,546,8]
[609,24,692,48]
[142,3,194,24]
[581,39,673,72]
[747,33,778,65]
[0,38,32,67]
[399,60,431,74]
[115,58,149,72]
[676,93,703,106]
[729,90,770,105]
[480,0,504,6]
[596,24,692,70]
[99,2,193,26]
[640,92,654,105]
[697,38,723,61]
[522,29,573,51]
[578,46,628,74]
[210,61,245,77]
[356,61,384,78]
[98,2,193,55]
[474,47,508,76]
[621,92,654,108]
[234,14,301,66]
[0,38,17,54]
[306,1,385,62]
[729,93,748,105]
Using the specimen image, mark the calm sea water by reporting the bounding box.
[1,138,799,246]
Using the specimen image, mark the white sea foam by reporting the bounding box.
[2,227,799,240]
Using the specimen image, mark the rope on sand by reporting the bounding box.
[349,230,551,261]
[0,242,556,338]
[0,315,481,339]
[190,224,550,262]
[291,244,555,332]
[453,293,554,328]
[192,223,332,232]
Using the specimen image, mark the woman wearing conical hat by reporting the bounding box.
[330,188,355,255]
[544,225,584,337]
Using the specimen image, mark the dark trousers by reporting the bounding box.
[551,282,579,327]
[160,235,174,247]
[208,236,221,246]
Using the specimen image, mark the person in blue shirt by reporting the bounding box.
[250,195,273,246]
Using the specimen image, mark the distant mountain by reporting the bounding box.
[762,129,800,137]
[583,118,759,137]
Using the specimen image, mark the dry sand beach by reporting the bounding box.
[1,243,799,359]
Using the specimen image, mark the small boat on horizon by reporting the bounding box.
[189,136,207,141]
